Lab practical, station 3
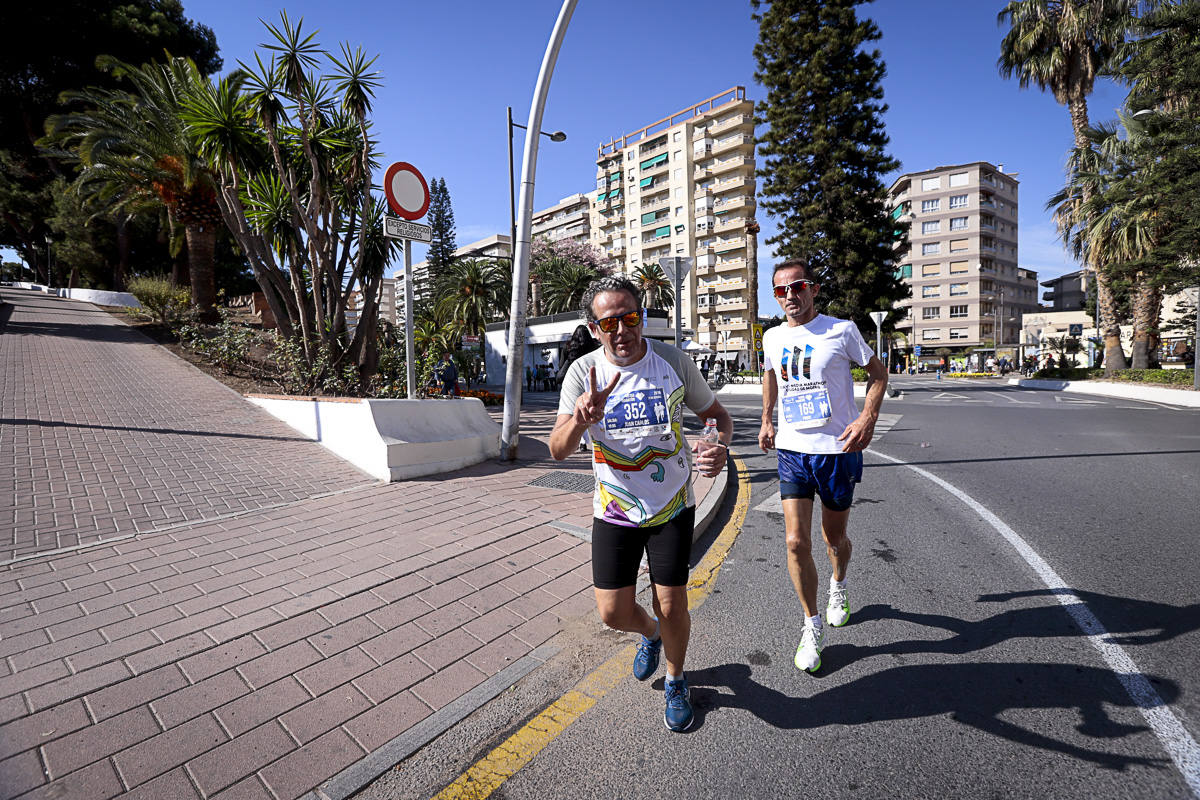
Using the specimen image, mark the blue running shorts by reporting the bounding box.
[777,449,863,511]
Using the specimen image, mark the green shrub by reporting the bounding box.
[269,334,361,396]
[851,367,868,382]
[178,309,257,375]
[127,276,189,327]
[1092,368,1195,386]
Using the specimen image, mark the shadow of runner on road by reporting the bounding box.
[685,661,1175,771]
[836,592,1200,659]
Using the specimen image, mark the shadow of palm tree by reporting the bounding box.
[686,661,1174,770]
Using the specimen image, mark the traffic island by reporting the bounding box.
[246,394,502,480]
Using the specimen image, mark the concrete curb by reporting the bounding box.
[1011,377,1200,408]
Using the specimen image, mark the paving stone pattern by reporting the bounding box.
[0,293,373,562]
[0,289,712,799]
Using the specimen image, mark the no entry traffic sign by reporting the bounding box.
[384,162,430,220]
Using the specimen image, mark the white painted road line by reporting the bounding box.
[868,448,1200,798]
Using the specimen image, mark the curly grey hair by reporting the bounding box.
[580,275,641,322]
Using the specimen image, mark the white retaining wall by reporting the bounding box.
[245,396,502,481]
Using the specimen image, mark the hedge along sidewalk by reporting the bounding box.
[1010,376,1200,408]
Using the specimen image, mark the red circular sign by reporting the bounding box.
[383,162,430,220]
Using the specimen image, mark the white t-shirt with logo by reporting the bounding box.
[762,314,874,454]
[558,339,715,527]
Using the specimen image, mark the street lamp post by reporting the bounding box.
[506,107,566,265]
[45,234,52,287]
[500,0,578,462]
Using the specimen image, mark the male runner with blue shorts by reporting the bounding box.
[758,258,888,672]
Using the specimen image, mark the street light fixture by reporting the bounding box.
[507,106,565,275]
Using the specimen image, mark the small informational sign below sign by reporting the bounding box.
[462,334,481,350]
[383,217,432,242]
[1069,323,1083,337]
[914,345,923,357]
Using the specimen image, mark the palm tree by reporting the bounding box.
[537,255,605,315]
[46,56,222,318]
[631,263,674,309]
[435,257,510,337]
[999,0,1136,370]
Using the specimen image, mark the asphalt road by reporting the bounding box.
[361,377,1200,800]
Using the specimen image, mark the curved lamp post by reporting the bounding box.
[500,0,579,461]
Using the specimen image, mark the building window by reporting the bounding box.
[673,131,682,141]
[949,260,969,274]
[950,239,968,252]
[921,264,940,277]
[922,306,941,319]
[950,304,968,318]
[922,329,942,340]
[949,283,968,296]
[921,177,941,191]
[921,199,940,213]
[922,285,940,297]
[895,264,913,279]
[949,172,969,187]
[950,217,968,231]
[949,327,969,339]
[949,194,968,209]
[921,221,941,235]
[922,242,941,255]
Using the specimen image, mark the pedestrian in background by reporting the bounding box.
[556,325,599,390]
[438,352,459,397]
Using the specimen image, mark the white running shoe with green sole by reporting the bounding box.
[794,624,825,672]
[827,584,850,627]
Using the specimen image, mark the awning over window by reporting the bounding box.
[596,192,607,202]
[654,225,670,237]
[639,153,668,170]
[639,177,654,188]
[641,212,657,225]
[609,172,622,183]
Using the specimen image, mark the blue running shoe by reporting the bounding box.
[664,677,694,732]
[632,634,661,681]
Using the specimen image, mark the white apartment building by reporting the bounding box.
[590,86,760,364]
[888,161,1038,365]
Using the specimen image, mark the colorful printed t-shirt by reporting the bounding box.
[558,339,715,527]
[762,314,874,455]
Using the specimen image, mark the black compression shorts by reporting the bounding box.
[590,506,695,590]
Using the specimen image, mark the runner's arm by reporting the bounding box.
[837,355,888,452]
[759,368,777,452]
[550,414,589,460]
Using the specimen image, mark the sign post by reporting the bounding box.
[659,256,693,350]
[382,161,432,399]
[869,311,886,361]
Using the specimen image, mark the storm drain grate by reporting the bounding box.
[526,472,595,493]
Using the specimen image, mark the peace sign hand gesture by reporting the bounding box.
[573,365,620,427]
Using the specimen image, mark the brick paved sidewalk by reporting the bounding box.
[0,290,722,800]
[0,291,372,563]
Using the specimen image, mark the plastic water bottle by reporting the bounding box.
[700,418,720,446]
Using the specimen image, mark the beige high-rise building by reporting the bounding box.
[590,86,759,364]
[532,193,591,245]
[888,161,1038,365]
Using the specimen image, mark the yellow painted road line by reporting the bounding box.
[432,457,751,800]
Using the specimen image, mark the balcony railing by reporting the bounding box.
[714,237,745,252]
[707,113,749,135]
[712,134,752,155]
[714,216,747,232]
[715,258,747,272]
[711,155,752,175]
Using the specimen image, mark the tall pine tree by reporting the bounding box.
[421,177,457,307]
[752,0,908,332]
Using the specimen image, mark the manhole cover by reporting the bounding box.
[527,472,595,493]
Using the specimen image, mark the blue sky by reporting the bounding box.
[26,0,1133,310]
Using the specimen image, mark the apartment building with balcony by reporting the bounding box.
[531,193,591,245]
[1040,269,1088,311]
[590,86,760,364]
[888,161,1038,364]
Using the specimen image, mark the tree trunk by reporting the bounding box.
[185,224,219,323]
[1069,96,1127,372]
[113,217,131,292]
[1129,278,1162,369]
